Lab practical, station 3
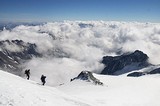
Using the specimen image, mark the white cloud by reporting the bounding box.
[3,42,22,52]
[23,57,93,86]
[0,21,160,86]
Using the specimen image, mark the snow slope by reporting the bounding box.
[1,69,160,106]
[58,74,160,106]
[0,70,91,106]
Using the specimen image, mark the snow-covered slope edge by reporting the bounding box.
[58,73,160,106]
[0,70,91,106]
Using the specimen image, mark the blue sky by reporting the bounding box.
[0,0,160,22]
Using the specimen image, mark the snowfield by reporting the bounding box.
[1,70,160,106]
[0,70,91,106]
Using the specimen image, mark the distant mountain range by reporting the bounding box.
[0,22,43,30]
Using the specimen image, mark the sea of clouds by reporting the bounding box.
[0,21,160,86]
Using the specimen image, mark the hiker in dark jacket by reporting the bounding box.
[25,69,30,80]
[41,75,46,85]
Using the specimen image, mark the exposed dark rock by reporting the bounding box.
[148,68,160,74]
[0,40,42,72]
[101,50,149,75]
[127,72,145,77]
[78,23,94,28]
[71,71,103,85]
[0,51,19,72]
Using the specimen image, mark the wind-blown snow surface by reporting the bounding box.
[0,21,160,86]
[0,70,90,106]
[58,73,160,106]
[1,70,160,106]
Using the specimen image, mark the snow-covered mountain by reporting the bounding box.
[1,69,160,106]
[0,40,41,73]
[101,50,150,75]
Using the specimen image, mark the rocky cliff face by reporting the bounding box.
[0,40,41,73]
[101,50,150,75]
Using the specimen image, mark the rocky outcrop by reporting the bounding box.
[127,66,160,77]
[71,71,103,85]
[101,50,149,75]
[148,68,160,74]
[127,72,145,77]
